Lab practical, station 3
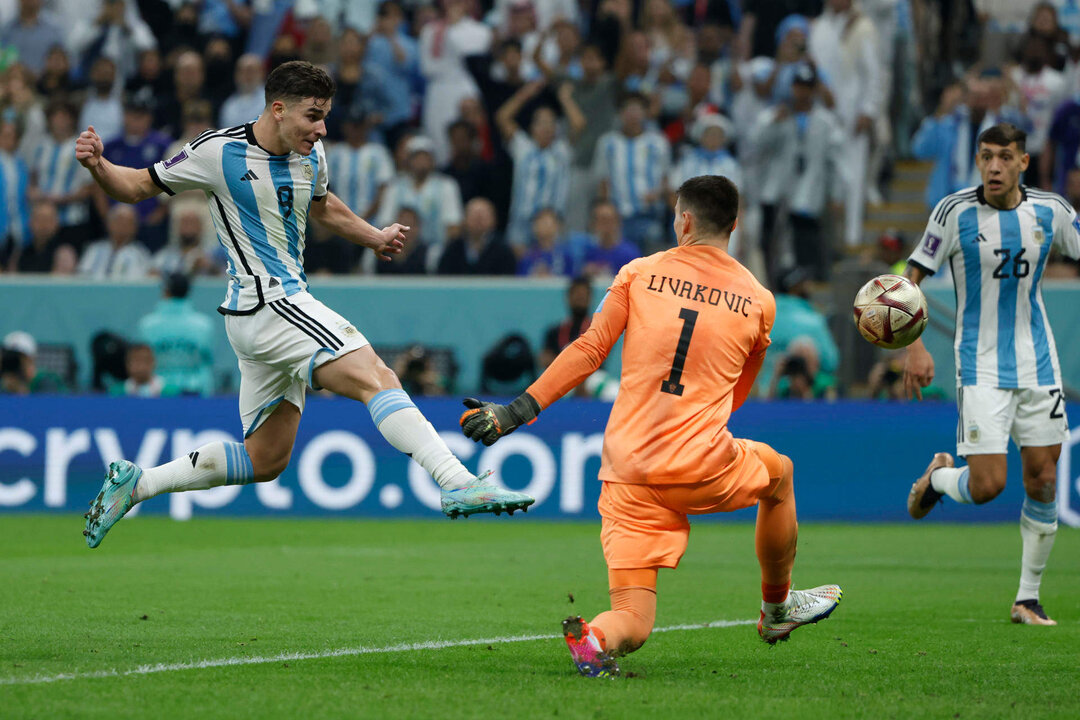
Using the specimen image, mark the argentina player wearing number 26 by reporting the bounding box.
[459,176,842,677]
[76,61,533,549]
[904,124,1080,625]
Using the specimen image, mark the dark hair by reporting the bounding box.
[569,275,592,293]
[676,175,740,235]
[377,1,402,17]
[126,343,153,356]
[264,60,336,107]
[447,119,474,137]
[499,38,523,55]
[164,273,191,299]
[977,123,1027,153]
[619,91,649,110]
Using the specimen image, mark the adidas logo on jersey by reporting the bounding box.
[239,170,259,182]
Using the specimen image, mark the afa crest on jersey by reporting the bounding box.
[301,160,313,180]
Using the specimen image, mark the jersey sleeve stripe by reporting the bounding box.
[1026,189,1073,213]
[191,128,247,151]
[934,190,977,223]
[147,165,175,196]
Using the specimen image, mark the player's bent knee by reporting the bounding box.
[968,472,1006,505]
[248,449,291,482]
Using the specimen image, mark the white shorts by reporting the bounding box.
[956,385,1069,456]
[224,292,369,437]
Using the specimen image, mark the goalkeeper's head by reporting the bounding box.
[673,175,739,248]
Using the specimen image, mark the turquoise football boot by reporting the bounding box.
[84,460,142,548]
[440,470,535,519]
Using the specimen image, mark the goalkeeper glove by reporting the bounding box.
[459,394,541,446]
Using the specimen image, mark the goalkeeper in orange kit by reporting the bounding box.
[460,175,842,677]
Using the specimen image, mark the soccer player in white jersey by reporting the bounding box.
[904,124,1079,625]
[77,61,533,548]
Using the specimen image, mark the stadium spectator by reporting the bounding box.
[593,92,671,250]
[667,114,741,199]
[305,222,359,276]
[3,64,47,161]
[517,207,576,277]
[754,64,846,284]
[419,0,493,164]
[97,90,172,251]
[491,0,579,34]
[1042,87,1080,193]
[1023,2,1072,71]
[581,200,639,277]
[531,17,583,82]
[377,135,463,271]
[0,0,65,76]
[301,16,337,66]
[809,0,883,246]
[441,119,495,207]
[768,343,828,401]
[327,29,393,142]
[125,48,168,99]
[51,243,77,275]
[155,50,206,137]
[195,0,251,53]
[497,81,571,249]
[393,343,449,396]
[152,207,219,277]
[219,53,265,129]
[204,36,239,110]
[364,1,419,149]
[328,107,394,222]
[561,42,617,233]
[11,200,61,273]
[30,101,93,249]
[69,0,157,82]
[375,206,429,275]
[1010,35,1065,187]
[437,197,516,275]
[877,230,909,276]
[119,342,164,397]
[760,267,840,399]
[77,56,123,145]
[0,121,31,257]
[36,46,76,99]
[137,273,215,396]
[661,63,720,147]
[537,274,591,370]
[79,204,151,279]
[159,1,201,57]
[913,77,1027,209]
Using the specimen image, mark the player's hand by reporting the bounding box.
[460,395,541,446]
[371,223,407,261]
[903,342,935,401]
[75,126,104,169]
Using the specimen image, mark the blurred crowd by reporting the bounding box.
[1,0,1080,398]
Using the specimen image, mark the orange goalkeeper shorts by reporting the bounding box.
[598,438,777,570]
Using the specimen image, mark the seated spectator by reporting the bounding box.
[30,101,93,250]
[377,136,464,272]
[155,50,205,137]
[497,81,571,249]
[441,120,494,207]
[593,92,672,251]
[119,343,164,398]
[517,208,576,276]
[437,197,517,275]
[125,48,168,99]
[51,244,78,275]
[79,204,151,279]
[0,121,31,258]
[305,222,359,276]
[12,201,61,273]
[328,107,395,222]
[769,346,822,401]
[581,200,640,276]
[137,273,215,397]
[394,344,448,396]
[539,275,592,369]
[98,91,173,251]
[219,54,266,128]
[375,207,430,275]
[69,0,156,81]
[758,266,840,397]
[0,0,65,76]
[36,46,77,99]
[153,208,220,277]
[1,330,64,394]
[78,56,123,146]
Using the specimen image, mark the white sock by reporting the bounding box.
[761,594,791,618]
[930,466,973,504]
[1017,498,1057,602]
[134,441,254,503]
[368,389,473,490]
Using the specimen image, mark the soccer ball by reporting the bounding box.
[852,274,929,349]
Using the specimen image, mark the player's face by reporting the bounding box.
[976,141,1029,203]
[278,97,331,156]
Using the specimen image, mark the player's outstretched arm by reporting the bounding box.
[75,126,162,204]
[902,263,934,400]
[309,191,405,261]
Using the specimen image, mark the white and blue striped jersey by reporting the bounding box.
[31,134,91,226]
[592,130,671,218]
[506,130,570,246]
[150,123,329,315]
[0,150,29,246]
[909,185,1080,388]
[667,147,742,191]
[327,141,393,222]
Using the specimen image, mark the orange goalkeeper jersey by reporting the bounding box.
[527,244,775,485]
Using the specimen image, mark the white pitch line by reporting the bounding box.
[0,619,755,687]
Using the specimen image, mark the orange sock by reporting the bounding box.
[589,568,657,656]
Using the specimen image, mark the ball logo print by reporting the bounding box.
[852,274,929,349]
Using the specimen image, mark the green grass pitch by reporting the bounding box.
[1,515,1077,719]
